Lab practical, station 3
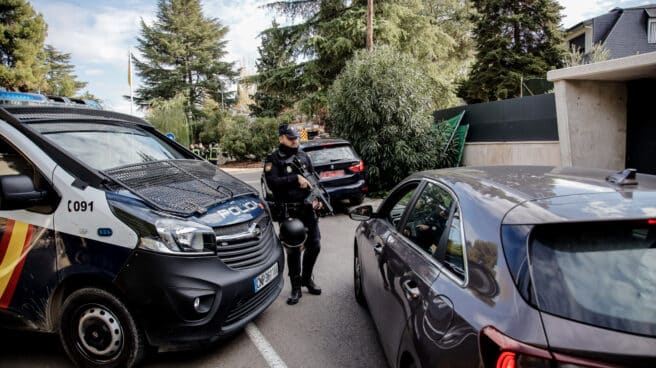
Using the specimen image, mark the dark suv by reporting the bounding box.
[300,139,367,205]
[350,166,656,368]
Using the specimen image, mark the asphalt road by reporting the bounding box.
[0,168,388,368]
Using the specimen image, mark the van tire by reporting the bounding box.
[59,288,146,368]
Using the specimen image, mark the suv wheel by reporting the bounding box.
[350,196,364,206]
[59,288,146,368]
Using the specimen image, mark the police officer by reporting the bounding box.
[264,124,323,305]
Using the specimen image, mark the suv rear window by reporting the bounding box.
[529,221,656,336]
[303,145,357,165]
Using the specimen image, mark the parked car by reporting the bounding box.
[0,92,283,367]
[350,166,656,368]
[300,138,367,205]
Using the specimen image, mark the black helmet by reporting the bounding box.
[279,218,307,248]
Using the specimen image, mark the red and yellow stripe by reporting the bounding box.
[0,220,34,309]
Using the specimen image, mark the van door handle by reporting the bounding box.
[402,279,421,299]
[373,243,383,255]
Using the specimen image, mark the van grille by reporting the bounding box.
[223,278,280,327]
[214,214,273,270]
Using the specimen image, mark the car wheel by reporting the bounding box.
[350,196,365,206]
[59,288,146,368]
[354,244,367,307]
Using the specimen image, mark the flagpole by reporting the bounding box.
[128,48,134,114]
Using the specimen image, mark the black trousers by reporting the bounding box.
[285,206,321,279]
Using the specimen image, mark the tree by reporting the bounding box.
[133,0,237,139]
[328,46,455,191]
[41,45,87,96]
[263,0,473,116]
[458,0,565,103]
[221,116,278,161]
[0,0,47,91]
[249,20,296,117]
[145,94,191,147]
[76,90,102,103]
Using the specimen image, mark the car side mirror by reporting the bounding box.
[0,175,49,210]
[350,205,374,221]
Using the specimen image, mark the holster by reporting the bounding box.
[268,201,305,222]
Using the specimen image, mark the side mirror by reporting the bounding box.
[349,205,374,221]
[0,175,48,210]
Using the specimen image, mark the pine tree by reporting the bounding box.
[41,45,87,96]
[0,0,47,91]
[134,0,237,138]
[249,20,296,117]
[458,0,565,103]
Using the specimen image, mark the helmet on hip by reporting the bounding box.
[279,217,307,249]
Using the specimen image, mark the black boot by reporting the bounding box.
[301,275,322,295]
[287,275,302,305]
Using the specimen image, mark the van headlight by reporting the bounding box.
[139,218,216,255]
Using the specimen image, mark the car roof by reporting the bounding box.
[0,104,150,127]
[414,166,656,224]
[300,138,351,149]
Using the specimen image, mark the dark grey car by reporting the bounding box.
[350,166,656,368]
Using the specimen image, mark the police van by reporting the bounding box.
[0,92,283,367]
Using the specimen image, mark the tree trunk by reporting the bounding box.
[366,0,374,50]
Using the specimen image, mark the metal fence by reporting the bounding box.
[433,93,558,142]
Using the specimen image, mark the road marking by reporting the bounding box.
[245,322,288,368]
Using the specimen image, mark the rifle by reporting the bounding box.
[292,156,334,216]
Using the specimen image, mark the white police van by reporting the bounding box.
[0,92,283,367]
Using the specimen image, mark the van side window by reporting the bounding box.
[0,138,33,177]
[0,136,55,212]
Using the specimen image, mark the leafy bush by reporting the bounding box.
[328,46,453,191]
[198,107,229,144]
[221,116,278,161]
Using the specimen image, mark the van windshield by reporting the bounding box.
[30,122,186,170]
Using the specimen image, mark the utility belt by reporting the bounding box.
[267,201,309,222]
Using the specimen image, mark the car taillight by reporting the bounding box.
[480,326,618,368]
[349,160,365,173]
[648,219,656,225]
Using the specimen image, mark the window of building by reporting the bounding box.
[649,18,656,44]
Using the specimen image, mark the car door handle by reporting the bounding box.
[402,279,421,299]
[373,243,383,255]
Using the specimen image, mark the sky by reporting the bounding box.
[29,0,650,116]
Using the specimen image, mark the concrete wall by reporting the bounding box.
[553,80,627,170]
[461,141,561,166]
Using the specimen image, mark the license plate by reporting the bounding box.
[254,263,279,293]
[320,169,345,178]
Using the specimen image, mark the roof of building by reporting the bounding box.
[567,4,656,32]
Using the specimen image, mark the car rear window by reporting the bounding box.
[304,145,357,165]
[529,221,656,336]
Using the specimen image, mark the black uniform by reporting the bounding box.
[263,145,321,281]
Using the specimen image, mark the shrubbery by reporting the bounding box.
[221,116,278,161]
[328,46,455,192]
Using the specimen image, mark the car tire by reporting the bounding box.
[350,196,365,206]
[354,244,367,307]
[59,287,146,368]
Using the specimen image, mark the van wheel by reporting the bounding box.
[59,288,146,368]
